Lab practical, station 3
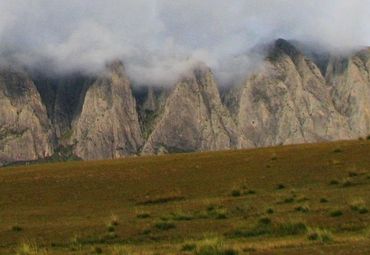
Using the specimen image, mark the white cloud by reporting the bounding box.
[0,0,369,85]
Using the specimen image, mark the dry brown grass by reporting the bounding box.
[0,140,370,254]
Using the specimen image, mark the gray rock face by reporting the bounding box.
[71,61,143,160]
[0,68,53,165]
[227,39,352,147]
[143,65,246,154]
[326,48,370,137]
[1,39,370,165]
[33,75,89,141]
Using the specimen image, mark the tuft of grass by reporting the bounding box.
[350,198,369,214]
[258,217,272,225]
[107,225,115,233]
[154,221,176,231]
[307,228,333,243]
[198,206,228,220]
[110,246,130,255]
[194,238,238,255]
[348,171,359,177]
[320,198,329,203]
[266,208,274,214]
[276,184,286,190]
[136,212,151,219]
[296,196,309,202]
[93,246,103,254]
[244,190,256,195]
[330,210,343,217]
[295,204,310,213]
[105,214,120,234]
[280,197,295,204]
[16,241,47,255]
[342,178,354,187]
[69,234,83,251]
[329,179,339,185]
[12,225,23,232]
[109,214,120,226]
[231,190,241,197]
[168,211,194,221]
[230,219,307,238]
[333,148,343,153]
[137,194,185,205]
[181,243,197,252]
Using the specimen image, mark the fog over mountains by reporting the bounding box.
[1,1,370,165]
[1,1,369,85]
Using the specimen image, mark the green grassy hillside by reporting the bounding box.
[1,140,370,254]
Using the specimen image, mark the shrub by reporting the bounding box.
[231,190,241,197]
[307,228,333,243]
[320,198,329,203]
[330,210,343,217]
[367,135,370,140]
[181,243,197,252]
[154,221,176,231]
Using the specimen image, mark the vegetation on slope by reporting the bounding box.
[0,140,370,254]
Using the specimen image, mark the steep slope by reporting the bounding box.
[143,64,247,154]
[33,74,89,140]
[0,68,53,165]
[228,39,351,147]
[71,61,143,160]
[326,48,370,137]
[134,86,170,139]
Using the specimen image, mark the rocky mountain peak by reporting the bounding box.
[268,39,302,64]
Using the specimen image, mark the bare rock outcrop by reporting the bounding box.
[143,64,247,154]
[326,48,370,137]
[228,39,352,147]
[71,61,143,160]
[0,68,53,165]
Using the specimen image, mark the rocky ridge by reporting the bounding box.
[1,39,370,165]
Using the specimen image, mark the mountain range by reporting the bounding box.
[1,39,370,166]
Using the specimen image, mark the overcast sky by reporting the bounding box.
[0,0,369,85]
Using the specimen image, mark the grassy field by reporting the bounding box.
[1,140,370,254]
